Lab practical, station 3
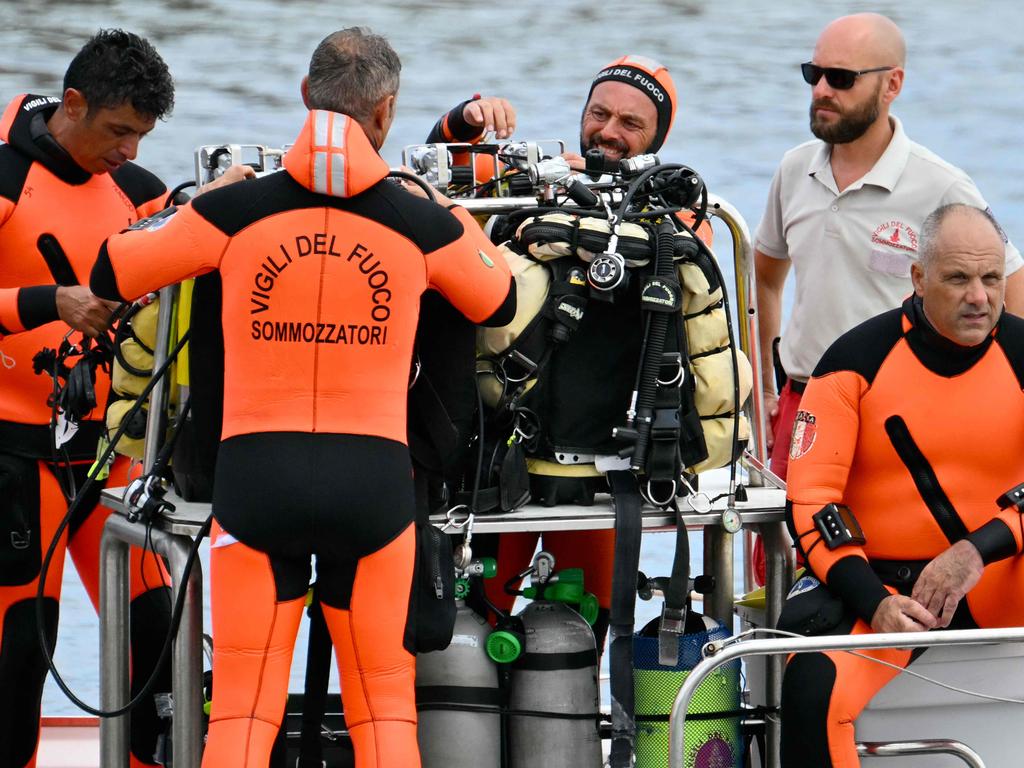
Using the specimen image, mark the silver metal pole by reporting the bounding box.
[858,739,986,767]
[703,526,733,626]
[100,513,206,768]
[161,531,204,768]
[99,523,131,768]
[668,626,1024,768]
[142,284,178,473]
[704,195,767,484]
[453,195,546,214]
[758,521,795,768]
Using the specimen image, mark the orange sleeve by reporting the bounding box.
[787,370,869,569]
[91,203,230,303]
[677,210,713,247]
[0,196,33,334]
[787,368,893,620]
[135,192,167,220]
[423,205,513,324]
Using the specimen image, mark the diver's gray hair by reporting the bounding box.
[306,27,401,122]
[918,203,1005,270]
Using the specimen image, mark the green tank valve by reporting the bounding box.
[486,630,523,664]
[203,699,212,716]
[578,592,600,626]
[454,578,470,601]
[463,557,498,579]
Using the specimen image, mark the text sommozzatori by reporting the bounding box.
[248,234,390,346]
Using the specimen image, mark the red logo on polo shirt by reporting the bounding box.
[789,409,817,461]
[871,220,918,252]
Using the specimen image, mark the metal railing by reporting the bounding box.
[668,627,1024,768]
[858,739,986,767]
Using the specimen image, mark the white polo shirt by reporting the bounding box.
[755,116,1022,381]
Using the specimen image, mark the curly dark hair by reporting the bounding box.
[63,29,174,120]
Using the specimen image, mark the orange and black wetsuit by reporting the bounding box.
[0,93,171,768]
[781,295,1024,768]
[92,109,516,768]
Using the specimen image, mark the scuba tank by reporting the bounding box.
[488,552,603,768]
[633,573,741,768]
[416,558,502,768]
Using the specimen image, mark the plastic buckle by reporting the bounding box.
[996,482,1024,511]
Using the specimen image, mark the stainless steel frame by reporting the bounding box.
[858,739,986,767]
[99,513,204,768]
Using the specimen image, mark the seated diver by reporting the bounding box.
[779,203,1024,768]
[90,26,515,768]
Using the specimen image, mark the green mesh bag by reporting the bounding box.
[633,616,741,768]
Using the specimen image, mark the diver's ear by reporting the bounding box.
[300,76,311,110]
[910,260,925,298]
[63,88,89,123]
[370,92,397,149]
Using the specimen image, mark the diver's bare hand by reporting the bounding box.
[197,163,256,195]
[56,285,119,338]
[912,540,983,627]
[764,390,780,452]
[464,97,516,140]
[870,594,937,634]
[561,152,586,172]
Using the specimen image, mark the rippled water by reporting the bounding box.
[0,0,1018,715]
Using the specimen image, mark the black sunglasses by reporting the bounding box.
[801,62,894,90]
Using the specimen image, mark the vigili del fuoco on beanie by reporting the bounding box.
[583,54,677,154]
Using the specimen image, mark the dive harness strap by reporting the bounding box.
[659,500,690,667]
[467,257,590,515]
[608,469,643,768]
[487,257,589,414]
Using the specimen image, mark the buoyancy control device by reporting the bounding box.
[416,558,502,768]
[104,295,173,460]
[486,552,603,768]
[471,161,752,511]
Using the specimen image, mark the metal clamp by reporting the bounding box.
[442,504,474,532]
[679,475,713,514]
[643,478,678,508]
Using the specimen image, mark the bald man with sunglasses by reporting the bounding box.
[750,13,1023,584]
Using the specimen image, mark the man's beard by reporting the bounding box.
[809,83,882,144]
[583,132,629,159]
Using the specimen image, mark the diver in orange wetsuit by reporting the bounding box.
[780,204,1024,768]
[0,31,177,768]
[91,27,515,768]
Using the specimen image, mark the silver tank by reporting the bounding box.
[507,600,602,768]
[416,600,501,768]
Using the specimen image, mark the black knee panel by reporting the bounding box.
[0,597,58,767]
[0,455,42,586]
[128,587,174,765]
[781,651,837,768]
